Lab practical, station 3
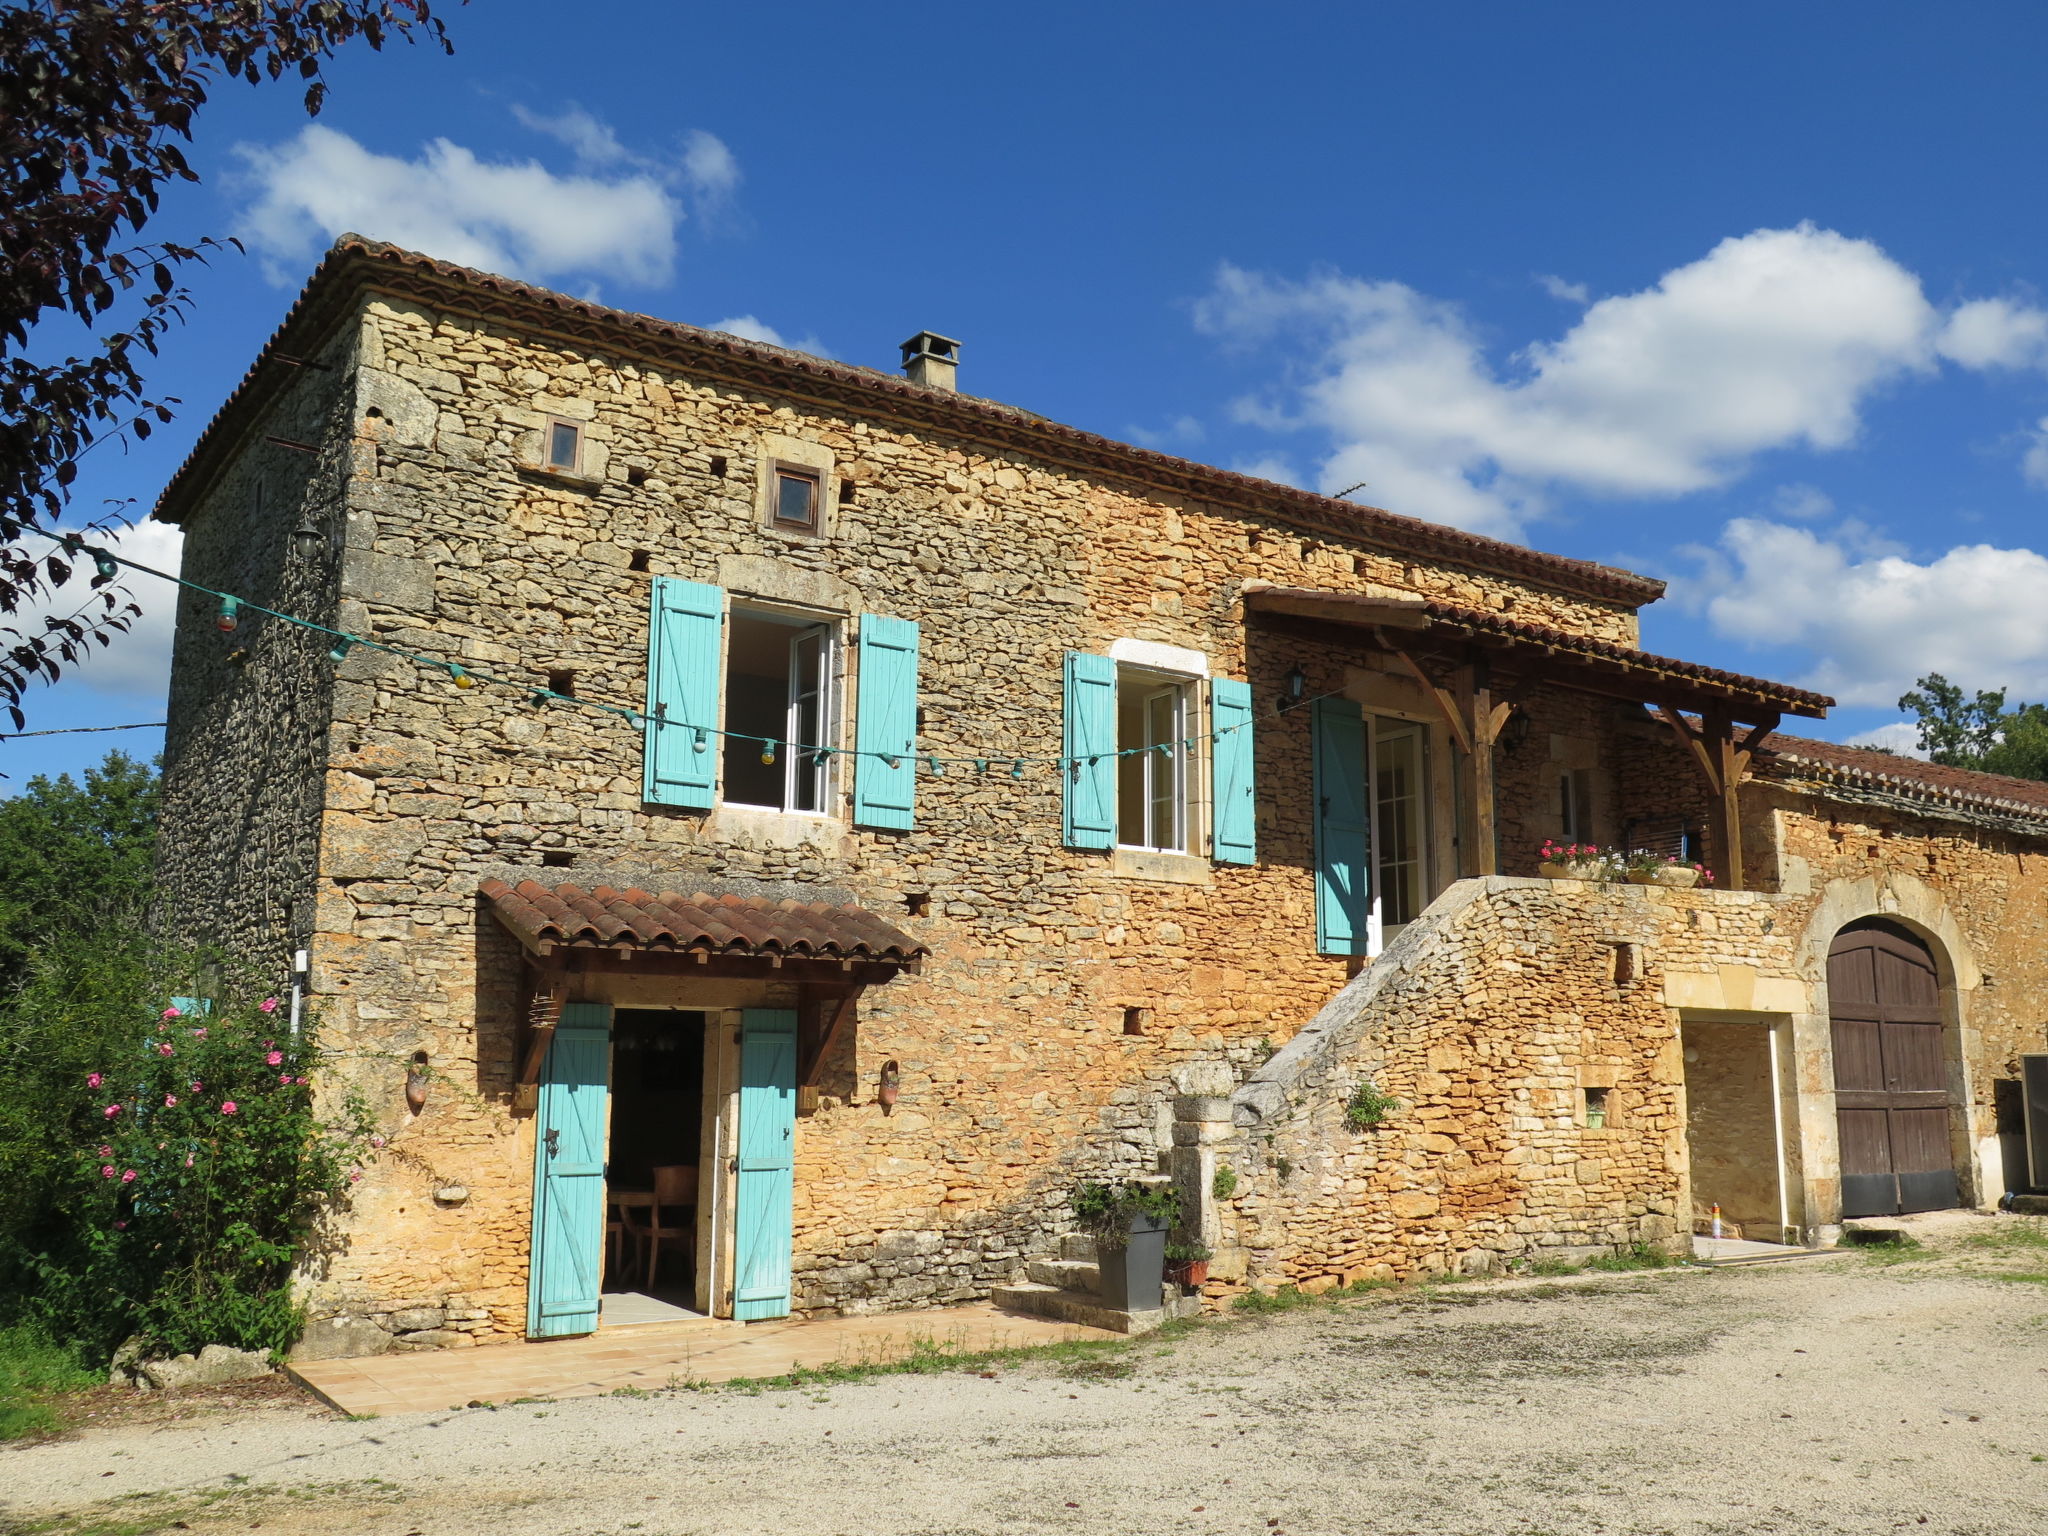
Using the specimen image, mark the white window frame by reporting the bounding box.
[721,607,838,817]
[1367,715,1432,954]
[1115,665,1198,855]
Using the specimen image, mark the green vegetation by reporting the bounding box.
[1899,673,2048,781]
[1070,1178,1182,1242]
[1344,1078,1400,1131]
[0,1325,96,1440]
[1211,1164,1238,1201]
[1522,1242,1682,1277]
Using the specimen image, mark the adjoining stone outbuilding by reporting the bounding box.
[148,237,2048,1353]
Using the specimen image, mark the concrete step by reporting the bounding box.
[1058,1232,1098,1263]
[1025,1258,1099,1291]
[991,1282,1200,1336]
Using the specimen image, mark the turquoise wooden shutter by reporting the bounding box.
[854,615,919,830]
[168,996,212,1017]
[1063,652,1117,849]
[1210,678,1256,865]
[644,577,723,809]
[734,1009,798,1321]
[1312,697,1371,955]
[527,1003,611,1338]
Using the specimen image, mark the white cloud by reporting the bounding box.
[1537,274,1589,304]
[1196,224,2048,536]
[510,103,631,167]
[707,314,830,358]
[7,522,185,702]
[1126,415,1206,450]
[681,129,741,206]
[1935,297,2048,370]
[1230,455,1306,490]
[1843,721,1929,758]
[2023,417,2048,490]
[1771,482,1835,521]
[1687,517,2048,705]
[232,123,683,288]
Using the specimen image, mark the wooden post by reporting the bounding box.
[1649,705,1780,892]
[1470,660,1499,877]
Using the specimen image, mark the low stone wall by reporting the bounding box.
[1206,877,1804,1293]
[292,1283,497,1361]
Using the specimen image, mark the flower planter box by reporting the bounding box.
[1165,1258,1210,1288]
[1096,1212,1170,1312]
[1625,866,1701,888]
[1539,860,1608,881]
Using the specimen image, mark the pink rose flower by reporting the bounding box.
[294,1076,308,1086]
[259,998,279,1014]
[113,1219,127,1230]
[86,1072,102,1089]
[99,1165,114,1178]
[266,1051,283,1066]
[369,1135,385,1149]
[164,1093,178,1107]
[220,1101,238,1115]
[183,1155,194,1168]
[192,1027,207,1039]
[279,1074,292,1086]
[190,1081,202,1092]
[103,1104,121,1118]
[157,1042,174,1056]
[97,1145,111,1157]
[120,1169,136,1184]
[161,1007,181,1019]
[349,1171,361,1182]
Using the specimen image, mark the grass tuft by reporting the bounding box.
[0,1325,97,1441]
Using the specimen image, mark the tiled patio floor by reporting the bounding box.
[289,1303,1119,1417]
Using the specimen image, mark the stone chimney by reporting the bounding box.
[900,331,961,391]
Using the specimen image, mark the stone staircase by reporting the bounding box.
[991,1233,1204,1335]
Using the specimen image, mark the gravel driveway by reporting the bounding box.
[8,1214,2048,1536]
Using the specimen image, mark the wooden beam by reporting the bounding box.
[1380,631,1473,755]
[1651,703,1723,797]
[1704,707,1747,892]
[511,981,566,1117]
[1470,659,1499,877]
[803,988,865,1088]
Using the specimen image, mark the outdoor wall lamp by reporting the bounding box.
[1500,707,1531,752]
[290,524,327,559]
[877,1059,901,1112]
[1281,665,1307,710]
[405,1050,430,1115]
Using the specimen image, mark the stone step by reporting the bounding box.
[1058,1232,1098,1263]
[1025,1259,1099,1291]
[991,1282,1200,1336]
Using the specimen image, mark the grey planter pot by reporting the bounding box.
[1095,1213,1169,1312]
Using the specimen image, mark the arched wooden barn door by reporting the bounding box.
[1828,920,1959,1218]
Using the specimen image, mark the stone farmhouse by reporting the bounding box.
[151,237,2048,1357]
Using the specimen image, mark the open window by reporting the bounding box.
[722,609,834,813]
[1116,668,1194,853]
[1372,717,1430,933]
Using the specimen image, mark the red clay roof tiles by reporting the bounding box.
[481,879,929,964]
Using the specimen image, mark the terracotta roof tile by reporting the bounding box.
[481,879,929,964]
[1757,733,2048,825]
[151,234,1663,610]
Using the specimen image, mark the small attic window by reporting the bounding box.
[546,419,582,472]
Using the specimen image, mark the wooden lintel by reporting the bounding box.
[803,988,865,1088]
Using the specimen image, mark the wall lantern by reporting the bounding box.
[1280,665,1307,710]
[877,1059,901,1112]
[1499,706,1531,752]
[290,524,326,559]
[405,1050,430,1114]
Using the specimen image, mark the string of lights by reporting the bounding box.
[48,532,1340,777]
[0,721,167,741]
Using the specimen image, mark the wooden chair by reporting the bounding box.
[626,1164,697,1291]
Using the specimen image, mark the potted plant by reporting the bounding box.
[1164,1240,1212,1288]
[1623,851,1709,888]
[1072,1179,1180,1312]
[1538,841,1613,880]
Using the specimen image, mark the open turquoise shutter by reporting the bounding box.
[528,1002,611,1338]
[1210,678,1256,865]
[644,577,723,809]
[1312,697,1370,955]
[734,1008,797,1321]
[1063,652,1117,849]
[854,615,919,830]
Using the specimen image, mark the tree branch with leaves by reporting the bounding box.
[0,0,456,729]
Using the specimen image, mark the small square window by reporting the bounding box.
[1583,1087,1610,1130]
[773,467,820,531]
[546,420,582,472]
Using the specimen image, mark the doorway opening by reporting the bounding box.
[603,1008,709,1326]
[1683,1015,1794,1248]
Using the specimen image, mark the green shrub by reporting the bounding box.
[1583,1242,1678,1272]
[1070,1179,1182,1243]
[0,1325,95,1440]
[1344,1079,1400,1131]
[1211,1165,1238,1201]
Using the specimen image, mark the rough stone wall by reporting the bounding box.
[1218,877,1805,1291]
[155,333,358,983]
[268,292,1672,1340]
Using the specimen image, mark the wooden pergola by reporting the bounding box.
[1242,584,1834,891]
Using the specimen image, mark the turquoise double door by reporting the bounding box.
[527,1005,798,1337]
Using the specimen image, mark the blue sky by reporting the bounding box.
[14,1,2048,787]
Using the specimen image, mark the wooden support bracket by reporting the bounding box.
[1379,630,1473,755]
[511,979,566,1117]
[803,987,864,1088]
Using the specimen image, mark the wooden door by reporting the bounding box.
[528,1003,612,1337]
[733,1008,797,1321]
[1829,923,1957,1217]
